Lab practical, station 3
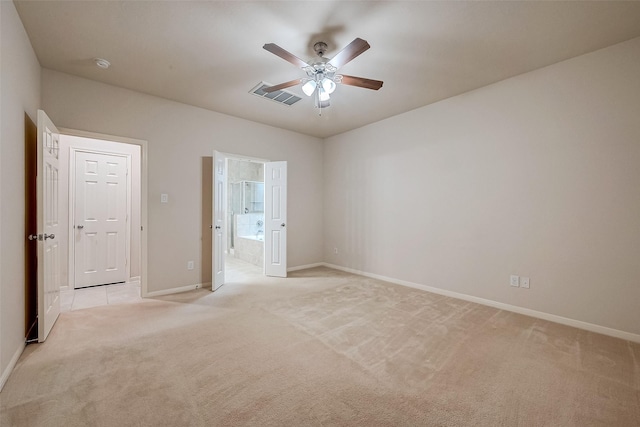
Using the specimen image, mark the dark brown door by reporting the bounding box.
[25,113,38,342]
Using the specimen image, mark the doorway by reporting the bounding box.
[27,111,148,342]
[59,132,144,293]
[212,151,288,290]
[227,158,265,270]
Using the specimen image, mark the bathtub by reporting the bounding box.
[234,235,264,266]
[239,234,264,241]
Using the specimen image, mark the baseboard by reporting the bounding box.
[127,276,141,285]
[0,342,26,393]
[288,262,325,272]
[322,263,640,344]
[144,282,205,298]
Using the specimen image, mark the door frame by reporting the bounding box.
[59,128,149,297]
[69,148,132,288]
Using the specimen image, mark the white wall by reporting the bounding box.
[0,1,41,386]
[42,70,324,293]
[59,135,142,287]
[324,37,640,336]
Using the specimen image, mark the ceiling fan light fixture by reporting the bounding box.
[322,77,336,94]
[302,80,316,96]
[318,87,330,102]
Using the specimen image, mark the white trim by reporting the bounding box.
[288,262,324,272]
[322,263,640,344]
[60,128,147,147]
[0,343,25,392]
[145,283,205,298]
[219,151,269,164]
[59,128,148,300]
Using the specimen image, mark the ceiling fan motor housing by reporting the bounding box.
[306,42,337,84]
[313,41,328,57]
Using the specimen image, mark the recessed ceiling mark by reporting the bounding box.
[94,58,111,69]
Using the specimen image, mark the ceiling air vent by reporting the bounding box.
[250,82,302,106]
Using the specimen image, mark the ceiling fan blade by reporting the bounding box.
[263,43,310,68]
[263,79,304,93]
[339,75,384,90]
[328,38,370,69]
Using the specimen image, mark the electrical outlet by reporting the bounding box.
[187,261,194,270]
[520,277,530,289]
[510,275,520,287]
[333,247,338,254]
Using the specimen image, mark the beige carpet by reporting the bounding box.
[1,263,639,426]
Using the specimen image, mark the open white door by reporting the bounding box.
[264,161,287,277]
[36,110,61,342]
[212,151,226,290]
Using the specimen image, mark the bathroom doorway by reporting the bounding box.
[212,151,288,290]
[226,158,265,271]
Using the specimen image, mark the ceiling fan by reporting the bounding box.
[262,38,383,110]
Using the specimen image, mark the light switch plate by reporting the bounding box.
[521,277,530,289]
[161,193,169,203]
[510,275,520,287]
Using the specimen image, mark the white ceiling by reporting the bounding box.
[14,1,640,138]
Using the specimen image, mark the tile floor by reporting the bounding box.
[60,281,141,312]
[59,257,259,312]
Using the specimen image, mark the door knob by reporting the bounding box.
[281,223,286,227]
[43,233,55,240]
[215,226,221,230]
[77,225,84,229]
[28,234,40,241]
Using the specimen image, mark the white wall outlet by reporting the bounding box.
[161,193,169,203]
[187,261,194,270]
[510,275,520,287]
[333,247,339,254]
[520,277,530,289]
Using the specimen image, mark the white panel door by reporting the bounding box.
[213,151,226,290]
[36,110,61,342]
[74,151,128,288]
[264,161,287,277]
